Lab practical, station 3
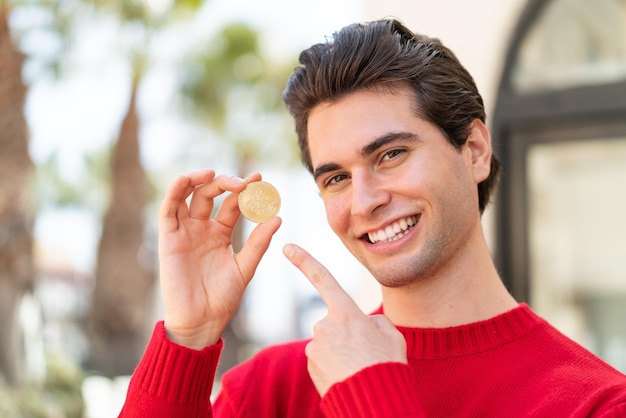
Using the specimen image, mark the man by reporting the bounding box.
[120,19,626,417]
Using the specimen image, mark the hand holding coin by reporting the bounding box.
[238,181,281,223]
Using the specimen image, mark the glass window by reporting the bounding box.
[527,137,626,372]
[512,0,626,92]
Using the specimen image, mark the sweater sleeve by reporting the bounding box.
[320,362,426,418]
[118,321,222,418]
[602,402,626,418]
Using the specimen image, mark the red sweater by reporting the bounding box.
[119,304,626,417]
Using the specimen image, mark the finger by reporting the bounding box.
[214,173,263,227]
[283,243,360,313]
[244,172,263,182]
[187,174,248,221]
[236,217,282,279]
[159,170,216,232]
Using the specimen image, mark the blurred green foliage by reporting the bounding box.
[0,353,84,418]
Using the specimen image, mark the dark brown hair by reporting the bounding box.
[283,18,500,213]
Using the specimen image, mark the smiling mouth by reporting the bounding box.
[364,215,419,244]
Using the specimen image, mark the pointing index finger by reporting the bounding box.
[283,244,360,313]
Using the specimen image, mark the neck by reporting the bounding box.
[381,226,518,328]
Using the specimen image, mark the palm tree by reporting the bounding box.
[179,22,299,376]
[88,69,153,376]
[86,0,206,376]
[0,0,36,387]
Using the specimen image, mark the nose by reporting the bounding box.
[350,170,390,217]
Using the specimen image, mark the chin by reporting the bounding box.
[367,255,439,288]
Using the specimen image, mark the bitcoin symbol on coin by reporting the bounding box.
[238,181,281,223]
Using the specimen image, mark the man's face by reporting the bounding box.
[307,86,484,288]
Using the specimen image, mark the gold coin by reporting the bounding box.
[238,181,281,223]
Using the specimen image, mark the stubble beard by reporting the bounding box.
[363,210,472,289]
[367,238,456,289]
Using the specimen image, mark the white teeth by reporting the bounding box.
[367,215,418,244]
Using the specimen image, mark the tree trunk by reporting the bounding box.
[88,80,155,377]
[0,4,35,387]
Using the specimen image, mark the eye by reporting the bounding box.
[324,173,350,188]
[381,148,407,162]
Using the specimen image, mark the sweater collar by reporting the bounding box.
[373,303,543,360]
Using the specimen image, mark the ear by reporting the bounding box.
[465,119,492,184]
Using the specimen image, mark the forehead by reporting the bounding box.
[307,86,419,164]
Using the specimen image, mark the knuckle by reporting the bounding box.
[307,265,327,285]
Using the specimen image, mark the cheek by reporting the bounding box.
[323,195,350,235]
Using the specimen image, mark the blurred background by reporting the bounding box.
[0,0,625,416]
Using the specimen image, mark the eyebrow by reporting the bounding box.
[361,131,420,158]
[312,131,421,183]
